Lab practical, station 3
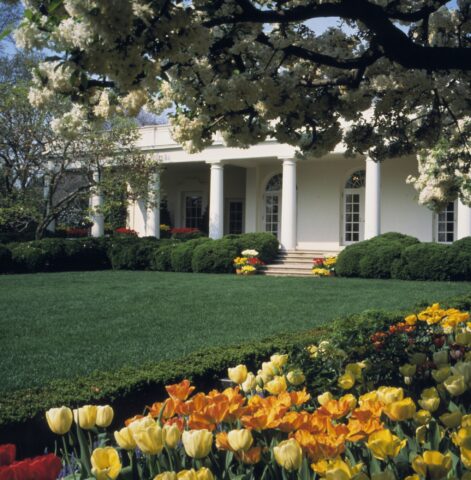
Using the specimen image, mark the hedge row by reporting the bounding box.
[3,291,471,457]
[336,232,471,280]
[0,233,279,275]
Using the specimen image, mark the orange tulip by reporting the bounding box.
[165,380,196,402]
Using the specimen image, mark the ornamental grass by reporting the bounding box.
[4,303,471,479]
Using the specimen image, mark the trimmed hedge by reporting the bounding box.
[170,238,211,272]
[192,239,239,273]
[0,245,12,273]
[109,237,160,270]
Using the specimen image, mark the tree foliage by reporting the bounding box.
[0,54,157,239]
[10,0,471,209]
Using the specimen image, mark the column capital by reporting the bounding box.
[205,160,224,167]
[279,157,297,164]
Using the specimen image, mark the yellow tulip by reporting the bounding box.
[286,370,305,386]
[366,429,406,461]
[416,425,427,444]
[270,354,288,368]
[452,427,471,449]
[431,366,451,383]
[241,372,257,393]
[376,387,404,405]
[227,365,248,384]
[452,361,471,384]
[133,423,165,455]
[227,429,253,452]
[73,405,97,430]
[418,387,440,412]
[154,473,178,480]
[404,476,420,480]
[261,361,277,377]
[163,423,181,449]
[383,397,416,421]
[182,429,213,459]
[359,391,378,404]
[324,458,364,480]
[177,470,198,480]
[399,364,416,377]
[317,392,333,406]
[462,414,471,427]
[345,362,366,380]
[45,406,73,435]
[462,447,471,469]
[265,375,287,395]
[443,374,467,396]
[409,352,427,365]
[114,426,137,450]
[413,409,432,426]
[196,467,215,480]
[439,411,462,429]
[433,351,449,367]
[338,372,355,390]
[412,451,452,480]
[90,447,122,480]
[96,405,114,428]
[273,439,303,472]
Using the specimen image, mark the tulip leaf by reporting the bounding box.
[299,457,311,480]
[429,421,441,450]
[447,400,460,413]
[368,455,381,475]
[117,466,133,479]
[225,451,234,471]
[75,424,92,478]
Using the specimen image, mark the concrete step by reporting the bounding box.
[263,269,314,277]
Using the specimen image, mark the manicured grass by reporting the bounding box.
[1,271,470,392]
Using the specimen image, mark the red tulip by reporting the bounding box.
[0,445,15,467]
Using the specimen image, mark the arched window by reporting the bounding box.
[343,169,366,244]
[345,170,366,189]
[266,173,282,192]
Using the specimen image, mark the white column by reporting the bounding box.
[146,172,160,238]
[43,161,55,233]
[209,162,224,239]
[244,167,258,233]
[457,200,471,239]
[90,170,105,237]
[280,158,297,250]
[364,157,381,240]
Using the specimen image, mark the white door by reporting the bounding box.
[265,192,281,238]
[344,188,365,244]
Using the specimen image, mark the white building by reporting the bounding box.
[90,124,471,252]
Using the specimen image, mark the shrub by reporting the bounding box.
[9,243,50,273]
[109,237,159,270]
[62,238,111,271]
[170,228,205,241]
[170,238,210,272]
[358,242,403,279]
[391,243,454,281]
[151,243,176,271]
[336,232,419,278]
[235,232,279,262]
[192,239,238,273]
[0,245,12,273]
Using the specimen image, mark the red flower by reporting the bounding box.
[170,227,200,234]
[313,258,324,267]
[0,453,61,480]
[0,445,15,467]
[115,227,138,236]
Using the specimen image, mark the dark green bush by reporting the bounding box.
[336,232,420,278]
[62,238,111,271]
[109,237,159,270]
[391,243,454,281]
[235,232,279,262]
[0,245,12,273]
[171,230,205,241]
[9,243,50,273]
[170,238,210,272]
[151,244,176,271]
[358,242,404,279]
[192,239,238,273]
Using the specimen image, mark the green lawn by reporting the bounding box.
[1,271,470,392]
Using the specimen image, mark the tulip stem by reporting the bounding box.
[62,435,77,480]
[165,447,174,471]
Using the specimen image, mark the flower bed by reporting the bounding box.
[233,249,265,275]
[312,256,336,277]
[6,302,469,479]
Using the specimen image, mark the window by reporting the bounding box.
[437,202,455,243]
[228,201,243,234]
[185,195,202,228]
[265,174,282,238]
[343,170,365,244]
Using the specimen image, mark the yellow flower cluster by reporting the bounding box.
[312,267,331,277]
